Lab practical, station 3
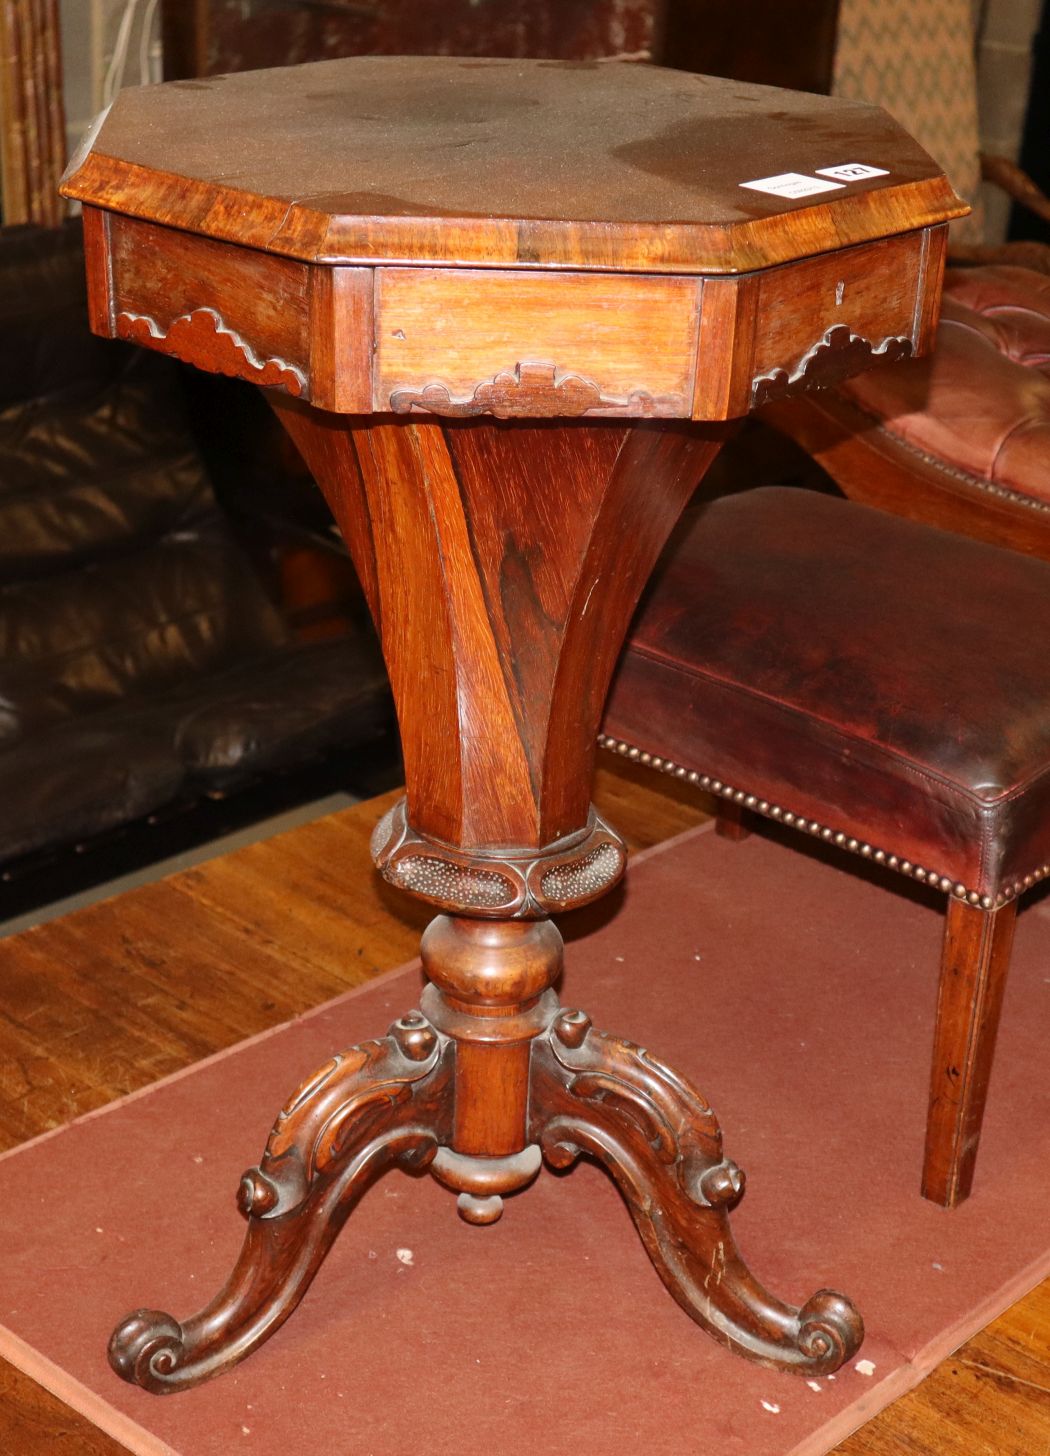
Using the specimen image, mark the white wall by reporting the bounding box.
[59,0,162,157]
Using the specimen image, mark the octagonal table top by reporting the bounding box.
[62,56,965,275]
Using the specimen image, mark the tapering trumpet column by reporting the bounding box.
[108,411,862,1391]
[273,408,724,860]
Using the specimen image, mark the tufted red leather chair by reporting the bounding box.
[661,0,1050,557]
[764,266,1050,560]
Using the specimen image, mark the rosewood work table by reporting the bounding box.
[62,56,965,1392]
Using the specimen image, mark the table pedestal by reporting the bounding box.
[108,412,863,1391]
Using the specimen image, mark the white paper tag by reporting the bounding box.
[815,163,890,182]
[739,172,845,199]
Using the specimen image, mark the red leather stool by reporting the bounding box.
[603,485,1050,1207]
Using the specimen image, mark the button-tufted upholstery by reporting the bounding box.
[845,267,1050,502]
[765,265,1050,559]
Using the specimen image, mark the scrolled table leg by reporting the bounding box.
[530,1009,863,1375]
[108,1013,453,1393]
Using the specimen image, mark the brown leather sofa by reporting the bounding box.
[0,222,392,866]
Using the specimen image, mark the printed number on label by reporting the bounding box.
[815,164,890,182]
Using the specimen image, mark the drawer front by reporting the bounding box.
[693,226,944,419]
[753,231,925,382]
[374,268,702,419]
[84,210,944,422]
[106,213,313,398]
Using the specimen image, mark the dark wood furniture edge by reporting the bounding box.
[79,207,952,424]
[63,154,967,274]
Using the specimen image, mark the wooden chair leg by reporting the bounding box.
[923,896,1018,1208]
[716,800,752,842]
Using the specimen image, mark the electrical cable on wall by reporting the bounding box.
[101,0,138,106]
[139,0,161,84]
[102,0,161,106]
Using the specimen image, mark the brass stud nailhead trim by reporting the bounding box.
[596,733,1035,912]
[837,393,1050,522]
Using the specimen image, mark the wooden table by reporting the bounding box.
[62,55,964,1393]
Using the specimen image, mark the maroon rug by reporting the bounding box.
[1,822,1048,1456]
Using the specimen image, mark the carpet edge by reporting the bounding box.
[786,1357,922,1456]
[0,1325,178,1456]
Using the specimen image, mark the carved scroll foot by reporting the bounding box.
[530,1009,863,1375]
[108,1012,453,1393]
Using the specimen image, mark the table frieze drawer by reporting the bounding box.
[694,226,944,419]
[101,211,314,399]
[752,228,937,400]
[374,266,702,419]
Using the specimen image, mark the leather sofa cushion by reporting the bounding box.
[0,219,396,866]
[0,351,215,581]
[0,529,290,745]
[0,221,119,410]
[0,635,391,863]
[605,486,1050,905]
[0,219,216,581]
[0,719,186,864]
[843,266,1050,502]
[173,636,390,782]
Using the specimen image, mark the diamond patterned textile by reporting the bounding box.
[832,0,984,243]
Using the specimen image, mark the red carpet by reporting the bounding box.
[1,822,1048,1455]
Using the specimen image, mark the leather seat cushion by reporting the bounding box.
[0,635,391,863]
[0,718,186,863]
[604,487,1050,905]
[0,351,216,582]
[173,635,391,783]
[0,221,119,411]
[0,528,290,745]
[841,266,1050,503]
[0,219,395,866]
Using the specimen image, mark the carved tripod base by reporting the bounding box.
[109,916,863,1394]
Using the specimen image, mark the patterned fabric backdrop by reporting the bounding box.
[832,0,984,243]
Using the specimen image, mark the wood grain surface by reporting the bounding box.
[108,213,311,386]
[274,407,726,853]
[61,57,966,273]
[374,267,701,417]
[748,233,922,383]
[0,766,1047,1448]
[80,203,950,421]
[923,898,1018,1208]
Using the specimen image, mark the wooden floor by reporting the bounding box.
[1,760,1047,1452]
